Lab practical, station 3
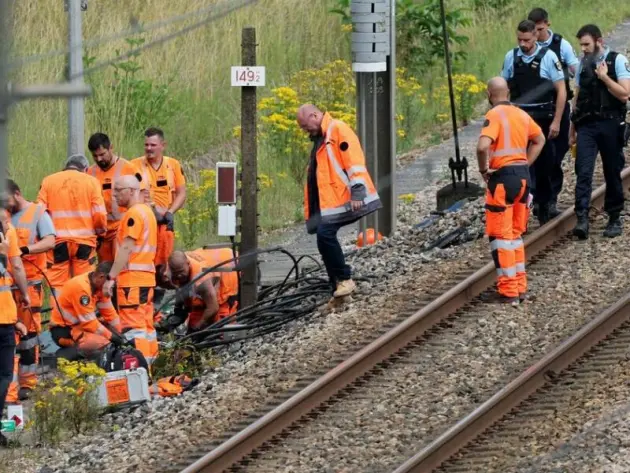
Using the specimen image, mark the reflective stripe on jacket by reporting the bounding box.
[116,203,158,288]
[12,203,47,281]
[37,169,107,246]
[132,156,177,217]
[88,158,140,239]
[303,112,382,233]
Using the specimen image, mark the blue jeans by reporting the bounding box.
[316,222,351,293]
[575,118,626,216]
[0,324,16,418]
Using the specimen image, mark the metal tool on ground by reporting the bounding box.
[434,0,484,210]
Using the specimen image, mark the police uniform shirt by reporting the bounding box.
[574,46,630,87]
[538,29,580,75]
[501,44,566,85]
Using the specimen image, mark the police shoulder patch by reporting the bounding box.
[554,61,562,71]
[339,141,349,152]
[483,119,490,127]
[127,217,135,227]
[79,295,90,307]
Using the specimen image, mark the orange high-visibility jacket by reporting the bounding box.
[116,203,158,288]
[37,169,107,247]
[303,112,382,233]
[0,224,20,324]
[50,272,120,338]
[131,156,186,217]
[480,103,543,170]
[12,202,50,281]
[184,248,239,317]
[88,157,142,241]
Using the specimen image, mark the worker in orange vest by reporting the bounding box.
[49,261,125,359]
[103,175,159,367]
[87,132,145,263]
[0,208,30,421]
[5,179,55,400]
[131,127,186,306]
[297,104,382,301]
[159,248,239,333]
[37,155,107,309]
[477,77,546,305]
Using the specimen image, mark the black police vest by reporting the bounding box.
[547,33,574,100]
[508,47,557,120]
[574,51,626,122]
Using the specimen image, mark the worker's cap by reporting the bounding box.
[65,154,90,171]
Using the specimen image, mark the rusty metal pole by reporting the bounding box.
[239,26,259,308]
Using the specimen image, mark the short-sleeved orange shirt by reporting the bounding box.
[481,103,543,169]
[131,156,185,216]
[1,225,21,324]
[116,203,158,288]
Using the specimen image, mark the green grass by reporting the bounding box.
[7,0,630,245]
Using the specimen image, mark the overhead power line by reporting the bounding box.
[9,0,258,71]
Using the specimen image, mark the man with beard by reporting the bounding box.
[570,24,630,239]
[501,19,567,225]
[528,8,580,217]
[87,133,144,263]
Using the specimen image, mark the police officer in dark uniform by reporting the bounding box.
[570,24,630,239]
[528,8,580,217]
[501,20,567,225]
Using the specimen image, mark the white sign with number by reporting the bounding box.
[231,66,266,87]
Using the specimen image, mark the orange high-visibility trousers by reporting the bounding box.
[155,225,174,268]
[6,335,19,404]
[485,166,530,298]
[13,283,43,390]
[47,241,97,309]
[117,286,158,367]
[96,237,117,263]
[50,326,110,353]
[188,298,239,330]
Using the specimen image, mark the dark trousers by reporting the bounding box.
[316,222,351,292]
[529,118,555,208]
[551,103,572,203]
[0,325,16,418]
[575,118,626,216]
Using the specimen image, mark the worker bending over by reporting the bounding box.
[5,179,55,400]
[477,77,546,306]
[37,155,107,309]
[103,175,159,367]
[0,209,31,411]
[159,248,239,333]
[87,132,144,263]
[49,262,125,359]
[132,127,186,305]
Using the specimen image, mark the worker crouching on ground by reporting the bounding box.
[5,179,55,400]
[49,262,126,360]
[296,104,382,302]
[103,175,159,367]
[157,248,239,334]
[477,77,546,306]
[37,154,107,309]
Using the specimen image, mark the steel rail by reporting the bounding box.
[180,166,630,473]
[393,283,630,473]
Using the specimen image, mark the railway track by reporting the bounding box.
[172,167,630,473]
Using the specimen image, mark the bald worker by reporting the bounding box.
[477,77,545,305]
[296,104,381,302]
[103,175,159,367]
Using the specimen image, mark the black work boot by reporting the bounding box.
[572,211,589,239]
[537,204,550,226]
[548,202,562,218]
[603,214,622,238]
